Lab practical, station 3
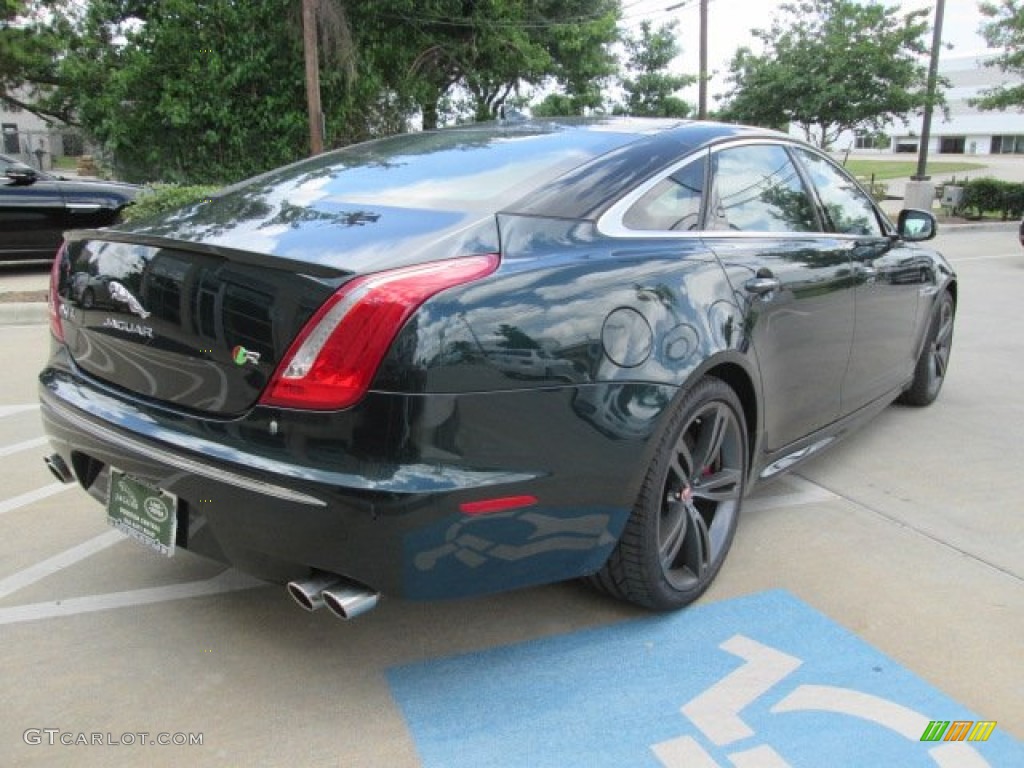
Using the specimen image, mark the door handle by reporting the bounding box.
[744,276,781,296]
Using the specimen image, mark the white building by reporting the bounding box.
[884,55,1024,156]
[1,91,86,169]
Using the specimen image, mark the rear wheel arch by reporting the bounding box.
[703,362,759,472]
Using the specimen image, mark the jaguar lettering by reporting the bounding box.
[102,317,154,339]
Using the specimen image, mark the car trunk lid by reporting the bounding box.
[58,234,344,415]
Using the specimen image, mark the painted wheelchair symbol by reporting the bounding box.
[652,634,992,768]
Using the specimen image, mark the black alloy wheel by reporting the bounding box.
[899,291,955,406]
[588,376,748,610]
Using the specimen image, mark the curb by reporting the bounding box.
[938,221,1018,233]
[0,302,48,326]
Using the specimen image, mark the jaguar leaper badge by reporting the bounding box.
[108,280,151,319]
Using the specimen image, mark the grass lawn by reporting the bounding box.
[842,159,986,180]
[52,156,79,170]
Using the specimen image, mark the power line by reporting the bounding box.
[375,10,617,30]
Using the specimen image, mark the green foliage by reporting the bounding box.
[0,0,77,122]
[719,0,934,148]
[614,20,693,118]
[121,183,221,223]
[959,177,1024,220]
[49,0,319,183]
[973,1,1024,111]
[395,0,620,125]
[531,93,584,118]
[10,0,621,181]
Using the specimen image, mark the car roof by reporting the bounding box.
[200,117,787,224]
[500,118,789,219]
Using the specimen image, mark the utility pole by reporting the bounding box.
[698,0,708,119]
[667,0,709,119]
[302,0,324,155]
[914,0,946,180]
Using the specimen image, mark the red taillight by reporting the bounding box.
[260,254,499,410]
[48,243,66,342]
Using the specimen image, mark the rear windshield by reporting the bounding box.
[222,126,641,212]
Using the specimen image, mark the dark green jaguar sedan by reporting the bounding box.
[38,118,956,619]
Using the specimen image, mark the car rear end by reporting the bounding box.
[38,121,653,605]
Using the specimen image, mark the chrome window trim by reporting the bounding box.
[597,148,709,239]
[596,137,890,241]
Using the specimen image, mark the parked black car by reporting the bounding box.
[39,119,956,619]
[1,153,139,262]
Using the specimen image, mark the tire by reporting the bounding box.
[81,288,95,309]
[898,291,955,407]
[588,376,748,610]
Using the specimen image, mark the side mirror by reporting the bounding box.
[4,165,39,185]
[897,208,936,242]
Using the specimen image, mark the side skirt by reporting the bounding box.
[751,385,905,488]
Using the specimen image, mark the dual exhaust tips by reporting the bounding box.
[44,454,377,620]
[286,573,380,620]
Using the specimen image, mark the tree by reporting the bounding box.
[531,92,585,117]
[48,1,322,182]
[7,0,622,182]
[45,0,406,183]
[0,1,76,122]
[973,0,1024,111]
[614,20,693,118]
[395,0,620,127]
[719,0,934,148]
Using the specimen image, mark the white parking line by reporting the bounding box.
[0,483,76,516]
[745,475,840,513]
[0,404,39,418]
[0,529,123,600]
[0,473,842,625]
[0,436,48,457]
[0,569,266,625]
[947,252,1018,262]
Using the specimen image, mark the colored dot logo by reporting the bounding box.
[232,346,261,366]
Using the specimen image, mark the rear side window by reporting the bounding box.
[623,155,706,231]
[708,144,819,233]
[793,148,883,236]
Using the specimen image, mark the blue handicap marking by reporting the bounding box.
[386,590,1022,767]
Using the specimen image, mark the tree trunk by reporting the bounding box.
[421,100,439,131]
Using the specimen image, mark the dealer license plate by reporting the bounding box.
[107,469,178,556]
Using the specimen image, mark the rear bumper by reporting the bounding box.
[39,366,650,600]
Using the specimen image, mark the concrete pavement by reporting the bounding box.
[0,228,1020,766]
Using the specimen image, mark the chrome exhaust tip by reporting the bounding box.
[286,573,348,612]
[322,584,380,620]
[44,454,74,484]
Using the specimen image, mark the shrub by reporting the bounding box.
[959,177,1024,220]
[121,184,221,223]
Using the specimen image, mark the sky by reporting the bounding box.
[620,0,995,106]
